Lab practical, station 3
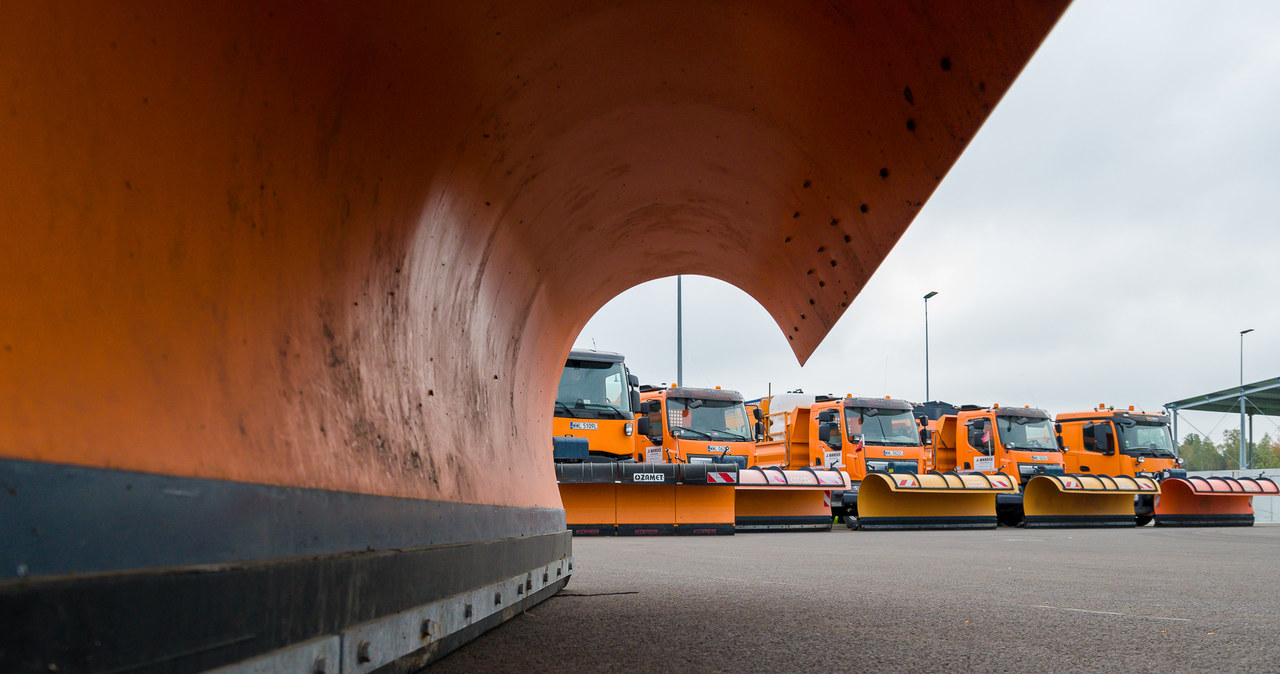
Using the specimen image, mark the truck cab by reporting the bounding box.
[552,349,641,462]
[1057,407,1183,478]
[636,385,764,466]
[1057,406,1184,525]
[923,404,1066,526]
[807,396,927,519]
[935,405,1066,484]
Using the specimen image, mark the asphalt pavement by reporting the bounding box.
[434,525,1280,672]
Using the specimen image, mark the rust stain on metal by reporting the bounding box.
[0,1,1069,508]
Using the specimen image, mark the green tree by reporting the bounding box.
[1253,433,1280,469]
[1220,429,1244,469]
[1178,433,1228,471]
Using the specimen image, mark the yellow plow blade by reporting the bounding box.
[1023,474,1159,528]
[855,472,1018,530]
[734,466,849,532]
[1154,476,1278,527]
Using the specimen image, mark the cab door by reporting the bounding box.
[1072,421,1119,474]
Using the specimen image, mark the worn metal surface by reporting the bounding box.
[0,0,1067,509]
[1,531,572,672]
[0,457,564,578]
[0,1,1068,669]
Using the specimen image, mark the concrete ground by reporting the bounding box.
[435,525,1280,672]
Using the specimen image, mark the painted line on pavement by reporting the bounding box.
[1032,605,1193,622]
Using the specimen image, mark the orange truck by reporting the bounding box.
[638,386,848,532]
[552,350,740,536]
[635,385,763,466]
[756,395,1017,529]
[1057,406,1278,526]
[552,349,642,462]
[920,403,1158,527]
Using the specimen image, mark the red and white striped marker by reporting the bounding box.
[707,472,737,484]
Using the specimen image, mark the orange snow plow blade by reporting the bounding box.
[674,463,738,535]
[1023,474,1159,528]
[557,463,737,535]
[855,472,1018,530]
[1154,476,1279,527]
[557,463,622,536]
[734,467,849,532]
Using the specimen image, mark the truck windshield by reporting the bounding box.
[845,407,919,446]
[555,359,632,420]
[667,398,751,441]
[996,416,1058,451]
[1117,422,1175,458]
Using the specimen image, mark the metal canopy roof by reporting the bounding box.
[1165,377,1280,416]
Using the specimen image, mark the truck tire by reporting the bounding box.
[996,504,1024,527]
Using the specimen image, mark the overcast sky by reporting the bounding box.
[574,1,1280,450]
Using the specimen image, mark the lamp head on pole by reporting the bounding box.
[1241,328,1254,336]
[923,291,938,301]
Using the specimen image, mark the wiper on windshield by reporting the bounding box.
[576,402,628,419]
[554,401,579,418]
[704,429,750,441]
[673,427,712,440]
[1133,443,1175,458]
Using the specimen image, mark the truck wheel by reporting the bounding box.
[996,505,1023,527]
[843,505,860,529]
[1135,515,1153,527]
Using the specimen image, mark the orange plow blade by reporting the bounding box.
[557,463,738,535]
[557,463,621,536]
[734,466,849,532]
[1154,476,1279,527]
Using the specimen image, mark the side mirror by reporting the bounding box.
[1054,422,1063,434]
[919,428,931,445]
[628,373,639,387]
[754,421,764,442]
[1056,435,1065,451]
[637,416,651,437]
[1096,429,1113,455]
[630,389,641,413]
[753,407,764,421]
[818,423,831,443]
[816,409,836,423]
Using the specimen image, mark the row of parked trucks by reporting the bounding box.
[552,349,1278,535]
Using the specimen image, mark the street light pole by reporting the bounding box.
[1240,328,1253,469]
[677,275,683,386]
[924,291,938,401]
